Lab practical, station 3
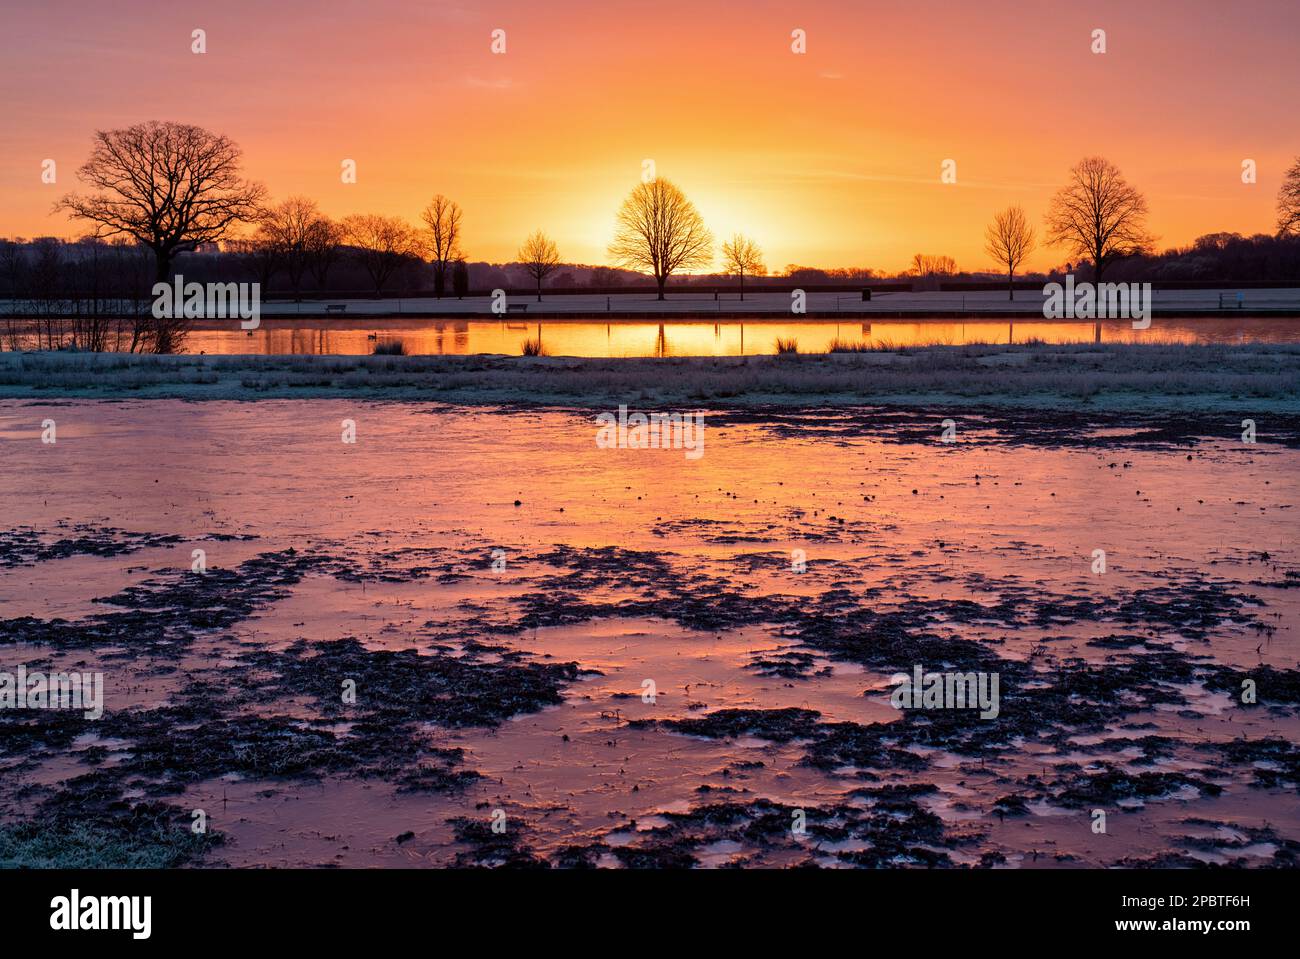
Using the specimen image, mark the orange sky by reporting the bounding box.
[2,0,1297,273]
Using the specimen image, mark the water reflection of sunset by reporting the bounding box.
[183,316,1300,357]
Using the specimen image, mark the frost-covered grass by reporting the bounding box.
[1,343,1299,411]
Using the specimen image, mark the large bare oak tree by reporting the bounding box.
[1044,157,1153,283]
[609,178,713,300]
[58,121,266,285]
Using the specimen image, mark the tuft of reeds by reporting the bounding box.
[826,338,877,353]
[520,336,546,356]
[372,339,407,355]
[774,337,799,354]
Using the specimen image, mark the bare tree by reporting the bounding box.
[984,206,1035,300]
[1278,156,1300,237]
[609,178,713,300]
[57,121,265,283]
[258,196,327,300]
[421,195,463,298]
[226,235,283,289]
[0,240,27,350]
[56,121,266,352]
[518,230,561,301]
[720,234,766,300]
[1044,156,1154,283]
[452,260,470,299]
[30,238,67,349]
[909,254,957,276]
[304,217,344,294]
[342,214,418,296]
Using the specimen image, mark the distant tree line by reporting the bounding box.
[2,120,1298,353]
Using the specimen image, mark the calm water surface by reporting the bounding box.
[182,316,1300,356]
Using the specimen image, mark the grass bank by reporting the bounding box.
[1,343,1299,412]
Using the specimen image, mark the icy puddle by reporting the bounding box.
[0,399,1298,868]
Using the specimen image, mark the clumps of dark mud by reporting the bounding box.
[630,707,823,743]
[333,544,489,583]
[1116,817,1300,868]
[1033,575,1271,641]
[652,514,881,545]
[82,636,582,796]
[1021,765,1223,809]
[1204,666,1300,710]
[514,543,1295,794]
[2,602,587,867]
[0,548,336,653]
[719,406,1300,451]
[746,648,821,678]
[446,816,549,868]
[511,544,796,634]
[238,637,581,728]
[1160,818,1300,867]
[607,790,961,869]
[1205,737,1300,792]
[0,524,186,568]
[627,707,923,776]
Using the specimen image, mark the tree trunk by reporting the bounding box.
[656,275,666,300]
[1008,268,1013,302]
[537,277,542,303]
[151,250,177,354]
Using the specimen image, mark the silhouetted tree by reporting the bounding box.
[452,260,470,299]
[57,121,266,352]
[1278,157,1300,237]
[304,217,344,294]
[421,195,463,298]
[720,234,766,300]
[609,178,713,300]
[0,240,26,351]
[258,196,327,299]
[518,230,560,301]
[226,235,283,289]
[909,254,957,276]
[342,214,418,296]
[984,206,1035,300]
[1044,157,1154,283]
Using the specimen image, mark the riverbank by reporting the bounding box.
[6,288,1300,320]
[2,343,1299,412]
